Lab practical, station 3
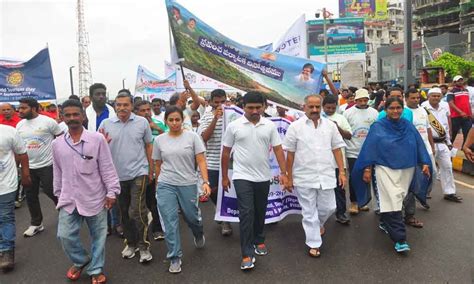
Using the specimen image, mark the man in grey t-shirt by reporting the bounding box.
[99,90,153,263]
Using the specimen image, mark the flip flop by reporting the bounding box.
[309,248,320,258]
[91,273,107,284]
[66,260,90,281]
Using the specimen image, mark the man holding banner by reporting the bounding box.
[283,95,346,257]
[221,92,288,270]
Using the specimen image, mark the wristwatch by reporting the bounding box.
[202,181,211,186]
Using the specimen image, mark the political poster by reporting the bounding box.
[307,18,366,72]
[214,106,302,224]
[134,65,176,101]
[339,0,387,20]
[0,48,56,103]
[166,0,325,109]
[273,14,308,58]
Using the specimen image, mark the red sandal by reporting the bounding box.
[66,260,90,281]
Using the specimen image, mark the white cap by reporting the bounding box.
[354,89,369,100]
[453,75,463,82]
[428,87,442,95]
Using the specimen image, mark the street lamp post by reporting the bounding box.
[316,8,331,64]
[69,66,75,96]
[323,7,328,64]
[122,78,126,89]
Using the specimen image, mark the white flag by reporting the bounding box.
[273,14,307,58]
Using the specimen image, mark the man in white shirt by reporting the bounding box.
[85,83,116,132]
[404,88,436,227]
[151,98,165,124]
[0,125,31,272]
[16,98,63,237]
[343,89,379,214]
[221,92,288,271]
[421,88,462,203]
[322,95,352,224]
[284,94,346,258]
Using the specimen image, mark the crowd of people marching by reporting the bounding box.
[0,75,473,283]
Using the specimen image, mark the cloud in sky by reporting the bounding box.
[1,0,337,100]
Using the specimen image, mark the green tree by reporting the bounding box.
[427,52,474,80]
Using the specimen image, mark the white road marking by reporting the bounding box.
[454,179,474,189]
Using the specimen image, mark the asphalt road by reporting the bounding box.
[2,173,473,283]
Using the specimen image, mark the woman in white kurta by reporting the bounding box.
[352,97,432,254]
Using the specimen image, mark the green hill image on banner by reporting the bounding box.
[166,0,326,108]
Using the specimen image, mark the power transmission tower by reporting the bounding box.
[77,0,93,97]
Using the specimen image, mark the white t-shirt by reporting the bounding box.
[58,121,68,133]
[16,114,63,169]
[152,112,165,124]
[343,107,379,158]
[0,125,27,195]
[409,106,432,154]
[222,116,281,182]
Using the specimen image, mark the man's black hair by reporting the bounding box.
[18,97,39,111]
[405,87,418,98]
[210,89,226,101]
[388,87,403,96]
[134,100,151,111]
[89,83,106,96]
[68,94,81,101]
[61,99,84,113]
[322,95,338,106]
[242,91,265,106]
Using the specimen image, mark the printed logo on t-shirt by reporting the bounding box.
[353,127,369,138]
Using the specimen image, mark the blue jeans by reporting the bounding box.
[156,183,203,260]
[0,191,16,252]
[57,208,108,275]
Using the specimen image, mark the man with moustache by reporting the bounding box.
[98,90,154,263]
[53,99,120,283]
[221,91,288,270]
[283,95,346,257]
[16,98,63,237]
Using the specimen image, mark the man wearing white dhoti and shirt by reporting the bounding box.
[421,88,462,203]
[283,94,346,258]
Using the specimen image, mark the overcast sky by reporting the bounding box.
[1,0,338,100]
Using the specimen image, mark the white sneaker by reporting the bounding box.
[23,224,44,237]
[169,258,182,274]
[139,249,153,263]
[121,245,138,259]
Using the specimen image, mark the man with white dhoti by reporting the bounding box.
[421,88,462,202]
[283,95,346,257]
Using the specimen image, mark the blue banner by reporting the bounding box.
[0,48,56,103]
[166,0,326,109]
